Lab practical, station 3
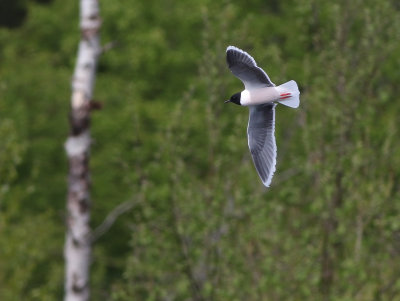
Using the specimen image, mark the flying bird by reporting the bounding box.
[225,46,300,187]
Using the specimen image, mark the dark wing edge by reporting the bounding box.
[247,104,277,187]
[226,46,257,69]
[226,46,274,88]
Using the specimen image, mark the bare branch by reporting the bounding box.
[91,199,141,242]
[101,41,118,53]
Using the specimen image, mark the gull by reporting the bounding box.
[225,46,300,187]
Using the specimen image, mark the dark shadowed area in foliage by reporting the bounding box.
[1,0,400,300]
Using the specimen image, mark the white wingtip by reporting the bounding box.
[226,45,238,52]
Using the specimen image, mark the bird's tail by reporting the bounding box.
[276,80,300,108]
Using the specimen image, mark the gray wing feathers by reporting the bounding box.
[226,46,274,89]
[247,104,277,187]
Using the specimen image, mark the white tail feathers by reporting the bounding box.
[276,80,300,108]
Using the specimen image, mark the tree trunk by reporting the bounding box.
[64,1,101,300]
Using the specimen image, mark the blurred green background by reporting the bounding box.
[1,0,400,300]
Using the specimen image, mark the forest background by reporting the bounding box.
[1,0,400,300]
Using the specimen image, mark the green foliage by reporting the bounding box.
[1,0,400,300]
[0,119,24,201]
[0,210,63,300]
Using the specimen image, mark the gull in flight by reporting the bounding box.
[225,46,300,187]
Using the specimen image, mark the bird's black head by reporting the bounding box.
[225,92,241,105]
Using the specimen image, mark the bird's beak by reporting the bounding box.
[224,99,231,103]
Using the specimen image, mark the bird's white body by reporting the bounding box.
[240,81,299,107]
[240,87,280,106]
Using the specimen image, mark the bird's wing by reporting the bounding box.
[226,46,274,90]
[247,103,277,187]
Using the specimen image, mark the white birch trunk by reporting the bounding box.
[64,1,101,300]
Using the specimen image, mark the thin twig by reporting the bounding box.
[91,198,141,242]
[101,40,118,53]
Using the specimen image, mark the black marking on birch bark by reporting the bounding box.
[88,15,100,21]
[69,109,90,136]
[69,155,88,177]
[72,237,80,247]
[79,195,90,213]
[81,29,99,39]
[72,274,87,293]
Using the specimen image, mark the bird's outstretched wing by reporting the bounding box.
[226,46,274,90]
[247,103,277,187]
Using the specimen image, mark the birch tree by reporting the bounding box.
[64,0,101,300]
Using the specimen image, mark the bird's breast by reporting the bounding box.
[240,87,280,106]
